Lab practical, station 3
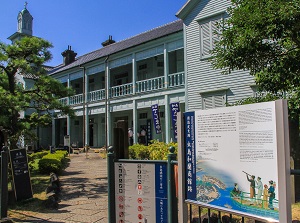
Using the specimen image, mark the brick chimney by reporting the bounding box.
[61,45,77,66]
[102,35,115,47]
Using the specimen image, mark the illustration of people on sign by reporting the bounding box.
[268,180,275,210]
[231,183,241,197]
[256,177,263,205]
[263,184,269,209]
[243,171,256,204]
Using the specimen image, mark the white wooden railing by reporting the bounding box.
[59,72,185,105]
[168,72,185,88]
[88,89,105,102]
[69,94,83,105]
[59,97,68,106]
[110,83,133,98]
[136,76,165,93]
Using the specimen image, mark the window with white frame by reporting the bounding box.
[201,90,227,110]
[199,14,224,59]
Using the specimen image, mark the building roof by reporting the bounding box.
[176,0,200,20]
[49,20,183,75]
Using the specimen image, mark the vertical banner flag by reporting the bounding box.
[170,102,180,141]
[151,104,162,134]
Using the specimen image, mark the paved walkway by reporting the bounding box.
[10,151,108,223]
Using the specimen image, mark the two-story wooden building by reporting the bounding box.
[48,20,185,148]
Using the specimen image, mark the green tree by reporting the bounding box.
[212,0,300,199]
[212,0,300,158]
[0,36,74,149]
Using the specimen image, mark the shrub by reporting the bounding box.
[28,151,48,163]
[129,140,178,160]
[38,152,68,174]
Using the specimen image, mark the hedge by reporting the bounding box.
[38,151,68,174]
[129,140,178,160]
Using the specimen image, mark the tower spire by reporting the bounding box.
[7,3,33,43]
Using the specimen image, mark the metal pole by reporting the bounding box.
[1,147,9,218]
[107,146,116,223]
[167,146,178,223]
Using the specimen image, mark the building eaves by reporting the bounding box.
[176,0,200,20]
[49,20,183,75]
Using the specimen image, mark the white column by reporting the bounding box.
[85,108,89,146]
[164,95,170,143]
[132,53,137,95]
[67,77,71,136]
[85,71,89,146]
[133,100,138,144]
[105,61,111,147]
[164,43,169,89]
[52,118,56,146]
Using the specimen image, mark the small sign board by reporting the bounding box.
[115,162,168,223]
[9,148,33,201]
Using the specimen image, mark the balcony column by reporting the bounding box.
[105,60,112,147]
[165,95,170,143]
[133,100,138,144]
[164,43,169,89]
[84,70,89,146]
[67,77,71,136]
[132,53,137,95]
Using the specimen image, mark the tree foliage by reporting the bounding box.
[212,0,300,118]
[0,37,74,148]
[212,0,300,162]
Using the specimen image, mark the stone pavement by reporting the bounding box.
[11,151,108,223]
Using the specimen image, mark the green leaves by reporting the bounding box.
[212,0,300,119]
[0,36,73,148]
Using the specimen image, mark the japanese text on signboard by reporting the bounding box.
[151,104,162,134]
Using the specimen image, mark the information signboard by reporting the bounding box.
[9,148,33,201]
[184,100,291,222]
[115,162,168,223]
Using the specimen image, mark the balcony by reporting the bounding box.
[62,72,185,106]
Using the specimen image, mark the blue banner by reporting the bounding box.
[155,163,168,223]
[151,104,162,134]
[170,102,180,142]
[184,112,196,200]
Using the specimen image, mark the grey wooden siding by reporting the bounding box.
[183,0,255,111]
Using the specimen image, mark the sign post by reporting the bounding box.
[9,148,33,201]
[115,161,168,223]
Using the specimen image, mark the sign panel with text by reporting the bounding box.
[115,162,168,223]
[9,148,33,201]
[184,100,291,222]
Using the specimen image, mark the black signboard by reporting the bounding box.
[9,148,32,201]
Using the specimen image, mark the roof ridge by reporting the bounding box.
[74,20,182,61]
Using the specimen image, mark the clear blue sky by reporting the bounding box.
[1,0,187,67]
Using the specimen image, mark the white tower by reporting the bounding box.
[8,2,33,43]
